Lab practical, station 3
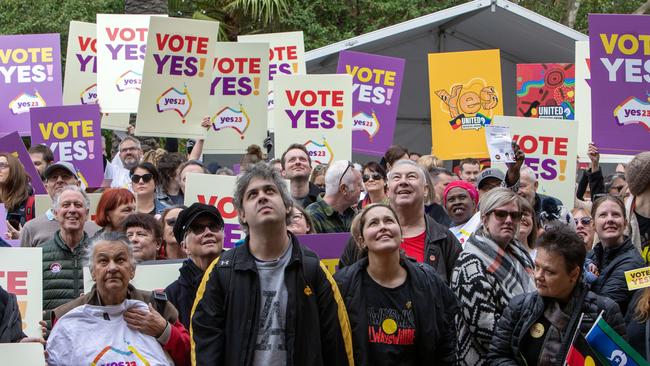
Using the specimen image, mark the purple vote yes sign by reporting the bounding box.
[0,131,47,194]
[337,51,405,156]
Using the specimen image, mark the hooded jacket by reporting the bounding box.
[587,237,645,314]
[338,214,461,283]
[190,233,354,366]
[334,256,459,365]
[487,283,626,365]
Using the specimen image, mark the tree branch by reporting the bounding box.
[634,0,650,14]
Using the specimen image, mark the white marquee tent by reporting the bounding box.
[306,0,588,158]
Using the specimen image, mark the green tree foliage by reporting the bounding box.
[0,0,123,64]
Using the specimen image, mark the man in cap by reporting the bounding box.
[191,163,353,365]
[20,161,99,248]
[476,168,507,196]
[165,203,225,329]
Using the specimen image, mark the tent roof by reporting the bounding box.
[304,0,588,159]
[307,0,587,68]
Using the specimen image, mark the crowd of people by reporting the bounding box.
[0,130,649,366]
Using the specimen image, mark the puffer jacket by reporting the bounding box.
[334,256,459,365]
[587,237,645,314]
[487,283,626,365]
[338,214,461,283]
[39,231,88,312]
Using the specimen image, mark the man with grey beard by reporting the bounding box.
[104,136,143,189]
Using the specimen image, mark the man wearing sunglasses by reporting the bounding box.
[191,163,354,366]
[166,203,224,329]
[305,160,362,233]
[21,161,100,248]
[280,144,322,208]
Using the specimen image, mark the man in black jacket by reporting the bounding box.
[340,160,461,283]
[191,163,354,366]
[165,203,225,329]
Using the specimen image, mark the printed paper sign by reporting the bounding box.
[0,33,62,136]
[30,104,103,187]
[184,173,245,248]
[516,63,575,119]
[336,51,405,156]
[297,233,350,274]
[63,21,130,130]
[274,74,352,164]
[83,261,182,293]
[238,31,306,131]
[204,42,269,153]
[97,14,160,113]
[0,247,43,338]
[589,14,650,155]
[494,116,577,208]
[0,132,46,194]
[485,125,515,163]
[625,267,650,291]
[136,17,219,138]
[428,49,503,160]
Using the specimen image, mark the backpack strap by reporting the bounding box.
[25,195,35,222]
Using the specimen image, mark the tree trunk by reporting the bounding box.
[561,0,581,28]
[125,0,168,14]
[634,0,650,14]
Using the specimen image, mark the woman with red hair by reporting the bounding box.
[94,188,136,235]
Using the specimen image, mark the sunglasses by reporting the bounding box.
[362,173,382,182]
[574,217,592,226]
[131,173,153,184]
[489,209,522,221]
[189,222,222,235]
[338,161,354,188]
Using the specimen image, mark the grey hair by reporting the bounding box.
[119,136,142,150]
[387,159,427,183]
[479,187,521,216]
[86,231,136,274]
[233,162,293,234]
[520,165,537,183]
[325,160,358,196]
[53,185,90,210]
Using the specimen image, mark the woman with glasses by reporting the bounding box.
[585,195,644,314]
[571,207,596,250]
[93,188,136,237]
[334,203,459,365]
[287,205,315,235]
[451,188,535,366]
[359,162,388,209]
[130,162,167,217]
[160,205,187,259]
[0,153,35,237]
[165,203,224,329]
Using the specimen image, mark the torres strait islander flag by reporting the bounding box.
[585,314,648,366]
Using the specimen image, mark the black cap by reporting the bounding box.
[173,203,224,244]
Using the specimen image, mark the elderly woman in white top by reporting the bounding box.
[46,232,190,366]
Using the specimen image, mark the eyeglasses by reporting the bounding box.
[338,161,353,188]
[291,213,305,222]
[46,172,74,182]
[489,209,522,221]
[0,162,9,169]
[165,218,177,227]
[574,217,592,226]
[362,173,382,183]
[131,173,153,184]
[189,222,222,235]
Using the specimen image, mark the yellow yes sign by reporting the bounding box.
[625,266,650,291]
[427,49,503,160]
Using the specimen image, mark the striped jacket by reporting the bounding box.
[190,233,355,366]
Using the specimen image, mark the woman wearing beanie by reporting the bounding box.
[625,151,650,262]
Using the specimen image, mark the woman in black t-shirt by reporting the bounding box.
[334,203,459,366]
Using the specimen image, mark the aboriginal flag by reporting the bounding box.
[564,332,605,366]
